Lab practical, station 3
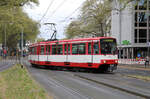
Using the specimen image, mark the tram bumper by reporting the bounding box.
[108,64,117,72]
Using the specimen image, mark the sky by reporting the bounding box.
[24,0,86,40]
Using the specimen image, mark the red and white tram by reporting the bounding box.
[28,37,118,72]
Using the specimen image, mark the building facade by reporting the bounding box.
[111,0,150,59]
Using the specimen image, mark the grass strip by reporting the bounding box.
[0,64,52,99]
[127,75,150,82]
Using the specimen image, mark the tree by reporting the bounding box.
[81,0,112,36]
[65,0,139,39]
[65,21,83,39]
[0,0,39,49]
[0,0,38,6]
[65,0,112,38]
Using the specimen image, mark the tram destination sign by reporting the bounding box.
[101,39,114,42]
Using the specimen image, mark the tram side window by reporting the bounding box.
[64,44,70,55]
[93,42,99,54]
[78,43,86,54]
[31,47,34,54]
[64,44,67,54]
[34,47,37,55]
[52,45,57,55]
[68,44,70,54]
[88,43,92,54]
[46,45,50,55]
[72,44,78,54]
[40,46,45,55]
[29,48,31,54]
[72,43,86,54]
[57,45,63,55]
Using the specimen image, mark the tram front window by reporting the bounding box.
[100,39,117,55]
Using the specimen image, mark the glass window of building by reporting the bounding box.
[134,0,150,43]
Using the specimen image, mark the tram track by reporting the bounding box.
[46,77,92,99]
[23,60,148,99]
[74,74,150,99]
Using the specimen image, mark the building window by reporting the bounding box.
[138,12,147,27]
[139,29,147,43]
[149,1,150,10]
[134,29,138,43]
[134,0,149,44]
[135,0,147,10]
[138,0,147,10]
[135,12,138,27]
[149,14,150,26]
[149,29,150,42]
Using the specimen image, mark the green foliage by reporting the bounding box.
[0,0,39,49]
[65,0,140,39]
[65,0,112,39]
[0,64,51,99]
[37,38,45,42]
[0,0,39,6]
[65,21,83,39]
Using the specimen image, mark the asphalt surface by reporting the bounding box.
[117,65,150,77]
[0,60,15,72]
[23,60,147,99]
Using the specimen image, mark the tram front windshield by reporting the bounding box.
[100,39,117,55]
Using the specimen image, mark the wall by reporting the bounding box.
[111,1,134,45]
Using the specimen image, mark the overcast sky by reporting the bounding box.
[24,0,86,40]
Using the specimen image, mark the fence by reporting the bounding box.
[118,59,146,64]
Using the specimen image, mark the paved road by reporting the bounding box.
[0,60,15,72]
[117,66,150,77]
[24,61,144,99]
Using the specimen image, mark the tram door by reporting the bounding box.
[64,44,70,63]
[46,45,50,62]
[37,45,40,62]
[88,42,93,63]
[92,41,100,63]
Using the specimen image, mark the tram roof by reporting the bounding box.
[29,37,115,47]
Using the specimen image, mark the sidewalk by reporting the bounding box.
[118,64,150,71]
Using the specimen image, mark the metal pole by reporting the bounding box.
[21,27,23,65]
[4,24,6,62]
[148,47,149,57]
[4,24,6,50]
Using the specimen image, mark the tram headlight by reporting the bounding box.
[115,60,118,63]
[103,60,106,63]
